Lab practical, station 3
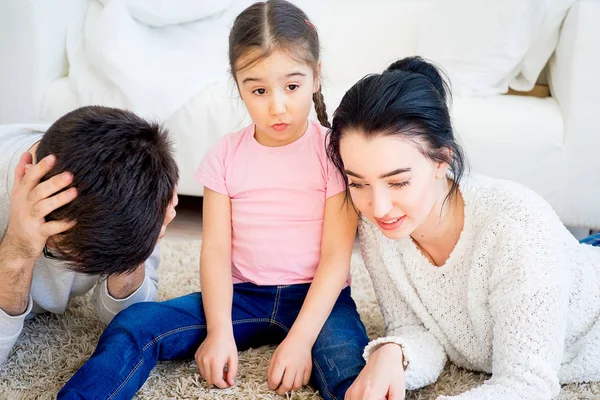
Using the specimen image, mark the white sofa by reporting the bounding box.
[1,0,599,229]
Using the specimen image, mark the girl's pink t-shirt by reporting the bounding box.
[195,120,346,285]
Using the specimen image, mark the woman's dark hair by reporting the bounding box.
[228,0,330,128]
[36,105,179,275]
[326,56,468,206]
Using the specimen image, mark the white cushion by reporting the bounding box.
[417,0,545,96]
[451,95,564,207]
[122,0,233,27]
[510,0,576,91]
[65,0,254,120]
[307,0,430,92]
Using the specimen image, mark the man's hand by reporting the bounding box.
[106,266,147,299]
[267,334,312,395]
[0,152,77,316]
[345,344,406,400]
[195,329,239,388]
[4,152,77,261]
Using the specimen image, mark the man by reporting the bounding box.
[0,105,179,366]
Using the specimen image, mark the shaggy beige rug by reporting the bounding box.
[1,239,599,400]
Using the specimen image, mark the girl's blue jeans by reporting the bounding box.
[58,284,368,400]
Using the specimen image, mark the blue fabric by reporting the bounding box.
[58,284,368,400]
[580,232,600,247]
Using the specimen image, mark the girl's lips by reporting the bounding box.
[272,123,289,132]
[375,215,406,231]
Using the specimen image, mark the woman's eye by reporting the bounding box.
[348,182,365,189]
[287,84,299,91]
[390,181,411,188]
[253,88,266,95]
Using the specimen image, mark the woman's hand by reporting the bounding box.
[345,343,406,400]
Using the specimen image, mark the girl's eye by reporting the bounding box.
[287,84,299,91]
[390,181,411,188]
[348,182,366,189]
[253,88,266,95]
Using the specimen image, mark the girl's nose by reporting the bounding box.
[270,92,286,115]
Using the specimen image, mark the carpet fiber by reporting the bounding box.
[1,239,599,399]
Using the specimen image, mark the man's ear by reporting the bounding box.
[28,141,41,164]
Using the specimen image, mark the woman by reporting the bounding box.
[326,56,600,399]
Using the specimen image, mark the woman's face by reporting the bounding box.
[339,130,449,240]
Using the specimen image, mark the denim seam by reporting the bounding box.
[108,325,206,400]
[233,317,289,332]
[270,287,282,325]
[108,357,144,400]
[312,356,337,400]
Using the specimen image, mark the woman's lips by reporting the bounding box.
[376,215,406,231]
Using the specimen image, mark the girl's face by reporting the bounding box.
[235,49,319,147]
[339,130,450,240]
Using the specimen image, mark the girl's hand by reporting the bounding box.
[345,344,406,400]
[268,335,312,395]
[195,329,238,388]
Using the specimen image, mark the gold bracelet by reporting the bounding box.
[399,344,409,371]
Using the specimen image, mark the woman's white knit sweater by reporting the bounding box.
[359,174,600,400]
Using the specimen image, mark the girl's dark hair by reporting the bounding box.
[326,56,468,206]
[228,0,330,128]
[36,105,179,275]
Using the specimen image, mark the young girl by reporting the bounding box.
[326,56,600,400]
[58,1,368,399]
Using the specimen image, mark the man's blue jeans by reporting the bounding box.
[58,284,368,400]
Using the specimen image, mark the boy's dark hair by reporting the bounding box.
[36,105,179,275]
[327,56,468,206]
[229,0,330,128]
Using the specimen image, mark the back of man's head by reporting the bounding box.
[36,105,179,275]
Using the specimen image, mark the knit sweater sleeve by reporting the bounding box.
[359,221,447,390]
[438,211,569,400]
